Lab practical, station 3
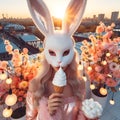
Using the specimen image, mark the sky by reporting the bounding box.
[0,0,120,19]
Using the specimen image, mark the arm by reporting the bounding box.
[26,92,63,120]
[26,91,38,120]
[38,94,63,120]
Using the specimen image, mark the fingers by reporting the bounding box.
[48,93,64,115]
[49,93,63,99]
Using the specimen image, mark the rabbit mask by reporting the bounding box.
[27,0,87,68]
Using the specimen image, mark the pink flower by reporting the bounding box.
[18,96,24,102]
[96,50,103,57]
[108,45,117,54]
[112,70,120,79]
[106,78,117,87]
[97,73,106,82]
[111,23,115,28]
[95,65,102,72]
[101,41,110,49]
[118,49,120,54]
[0,80,8,95]
[93,55,99,62]
[103,31,113,39]
[109,62,119,71]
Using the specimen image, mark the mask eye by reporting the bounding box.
[49,50,56,56]
[63,49,70,56]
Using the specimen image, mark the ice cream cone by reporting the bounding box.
[53,85,64,93]
[52,67,67,93]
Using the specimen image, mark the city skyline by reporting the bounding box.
[0,0,120,19]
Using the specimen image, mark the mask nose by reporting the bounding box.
[58,61,61,64]
[57,55,62,65]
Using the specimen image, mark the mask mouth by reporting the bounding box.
[56,67,60,70]
[54,66,67,72]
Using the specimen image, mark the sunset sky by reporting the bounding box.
[0,0,120,19]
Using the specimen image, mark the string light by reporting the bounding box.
[110,93,115,105]
[109,99,115,105]
[6,77,12,84]
[87,66,92,71]
[99,87,107,96]
[78,64,83,70]
[119,87,120,91]
[107,74,112,78]
[5,89,17,106]
[90,83,95,90]
[3,107,13,118]
[106,52,111,57]
[101,60,107,65]
[78,61,83,70]
[82,72,87,82]
[0,71,7,80]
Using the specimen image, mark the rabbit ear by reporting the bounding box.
[27,0,54,36]
[62,0,87,35]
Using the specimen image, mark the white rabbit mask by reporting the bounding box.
[27,0,87,68]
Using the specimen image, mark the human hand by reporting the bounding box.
[81,98,103,119]
[48,93,63,115]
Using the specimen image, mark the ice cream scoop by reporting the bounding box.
[52,67,67,93]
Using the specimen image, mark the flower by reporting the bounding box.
[106,78,117,87]
[19,81,28,89]
[109,62,119,71]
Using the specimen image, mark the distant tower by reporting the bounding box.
[98,14,105,22]
[93,15,96,19]
[111,11,119,22]
[2,13,5,19]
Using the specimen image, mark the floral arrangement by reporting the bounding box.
[80,22,120,98]
[0,39,42,117]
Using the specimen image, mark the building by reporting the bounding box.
[98,14,105,22]
[111,11,119,22]
[16,33,42,49]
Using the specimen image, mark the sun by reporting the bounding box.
[43,0,70,19]
[53,8,65,19]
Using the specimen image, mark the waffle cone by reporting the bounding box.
[53,85,64,93]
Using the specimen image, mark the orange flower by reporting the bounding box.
[14,67,22,76]
[5,44,13,53]
[0,61,8,69]
[19,81,28,89]
[22,48,28,54]
[96,25,104,34]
